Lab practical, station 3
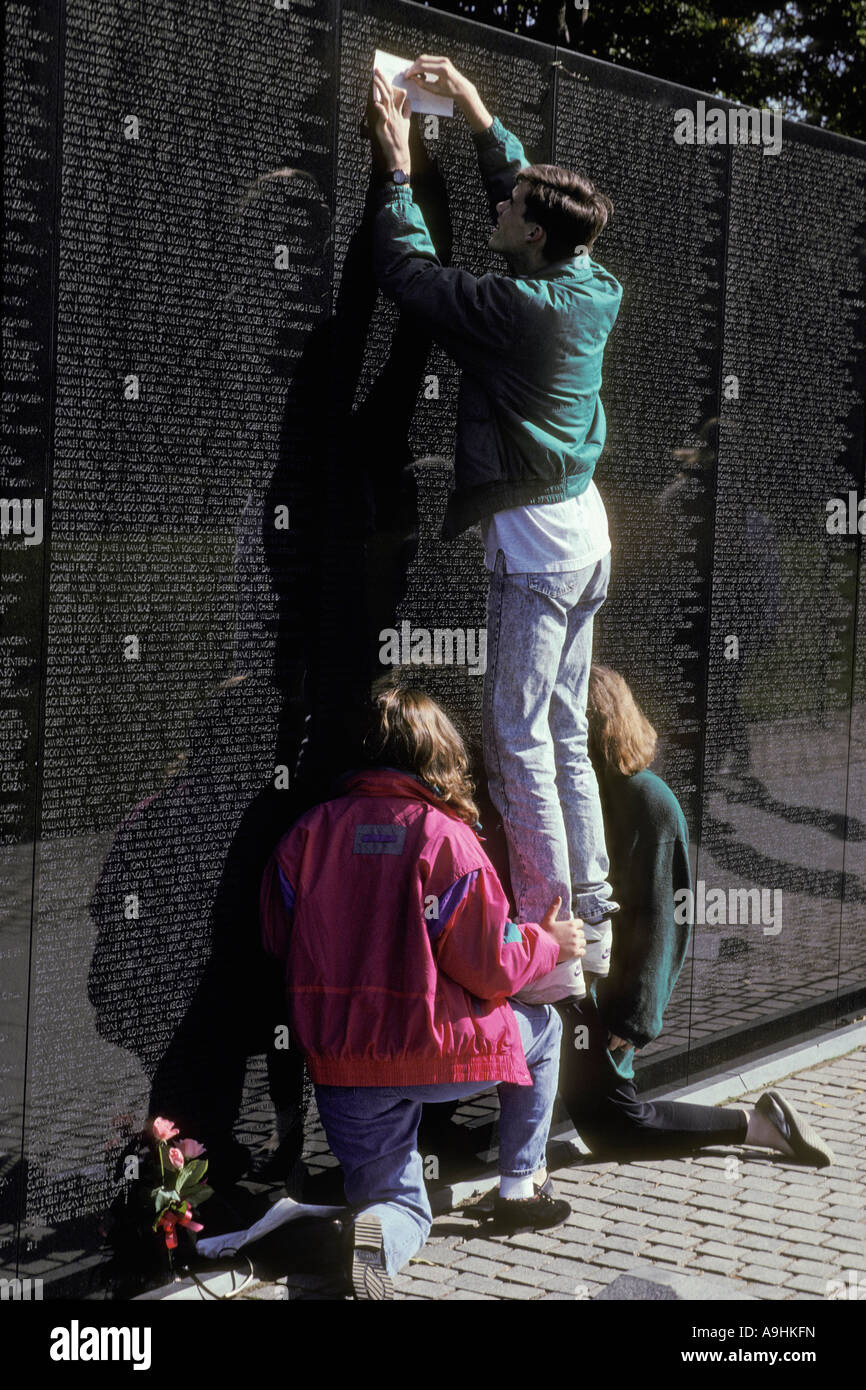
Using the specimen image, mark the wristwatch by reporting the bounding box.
[387,168,410,186]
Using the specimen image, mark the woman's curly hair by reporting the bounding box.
[362,673,480,826]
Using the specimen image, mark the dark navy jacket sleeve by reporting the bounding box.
[373,184,530,372]
[372,115,539,372]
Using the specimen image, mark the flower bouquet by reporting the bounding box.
[148,1117,213,1274]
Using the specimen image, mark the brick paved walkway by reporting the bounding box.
[257,1043,866,1301]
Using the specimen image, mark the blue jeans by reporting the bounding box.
[313,999,561,1278]
[483,549,615,926]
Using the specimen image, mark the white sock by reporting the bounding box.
[499,1174,535,1201]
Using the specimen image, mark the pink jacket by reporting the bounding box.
[260,768,559,1086]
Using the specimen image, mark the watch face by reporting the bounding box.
[392,169,409,185]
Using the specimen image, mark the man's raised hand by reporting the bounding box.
[371,67,412,174]
[404,56,493,133]
[540,896,587,963]
[404,55,470,99]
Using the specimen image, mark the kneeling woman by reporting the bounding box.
[261,678,585,1298]
[555,665,833,1167]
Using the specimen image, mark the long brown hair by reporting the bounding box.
[587,664,657,776]
[362,674,480,826]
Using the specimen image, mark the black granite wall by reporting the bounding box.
[2,0,865,1283]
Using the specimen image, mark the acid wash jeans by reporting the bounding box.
[483,549,616,935]
[314,1000,561,1278]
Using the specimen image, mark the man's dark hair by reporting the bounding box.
[516,164,613,261]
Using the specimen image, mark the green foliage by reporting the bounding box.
[757,1,866,137]
[424,0,865,139]
[176,1159,208,1193]
[151,1187,176,1215]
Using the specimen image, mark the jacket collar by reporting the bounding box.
[340,766,466,822]
[532,254,593,281]
[513,254,594,284]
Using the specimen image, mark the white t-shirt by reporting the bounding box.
[480,480,611,574]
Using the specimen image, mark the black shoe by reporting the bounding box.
[351,1214,395,1300]
[485,1188,570,1235]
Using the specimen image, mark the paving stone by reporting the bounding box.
[549,1260,619,1284]
[599,1175,658,1197]
[648,1170,700,1190]
[641,1229,696,1250]
[737,1202,787,1221]
[643,1244,688,1266]
[773,1196,827,1215]
[824,1219,866,1240]
[602,1221,652,1242]
[562,1211,604,1234]
[781,1274,833,1296]
[411,1243,467,1267]
[727,1231,777,1256]
[686,1207,737,1229]
[636,1197,697,1219]
[448,1256,510,1279]
[740,1280,789,1300]
[777,1225,828,1247]
[397,1277,453,1298]
[698,1240,749,1261]
[737,1180,783,1198]
[737,1265,788,1286]
[447,1272,539,1299]
[688,1179,743,1199]
[585,1248,640,1270]
[593,1234,645,1255]
[503,1266,587,1295]
[819,1180,864,1199]
[641,1215,697,1237]
[691,1255,740,1276]
[493,1231,564,1255]
[687,1191,740,1212]
[592,1191,647,1214]
[779,1241,837,1261]
[443,1290,497,1300]
[739,1217,783,1239]
[477,1246,575,1277]
[787,1258,837,1278]
[453,1237,512,1258]
[782,1176,839,1197]
[731,1248,791,1272]
[822,1238,866,1262]
[404,1261,458,1283]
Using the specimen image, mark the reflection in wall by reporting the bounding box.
[2,0,864,1285]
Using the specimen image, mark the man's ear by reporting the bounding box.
[526,222,545,246]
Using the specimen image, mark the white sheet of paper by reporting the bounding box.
[374,50,454,117]
[196,1197,345,1259]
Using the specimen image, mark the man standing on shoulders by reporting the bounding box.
[370,57,622,1001]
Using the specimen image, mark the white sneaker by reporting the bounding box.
[582,918,613,976]
[513,956,586,1004]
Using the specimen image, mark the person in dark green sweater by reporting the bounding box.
[554,665,834,1165]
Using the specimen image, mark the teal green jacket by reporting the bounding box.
[594,768,692,1080]
[373,117,623,539]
